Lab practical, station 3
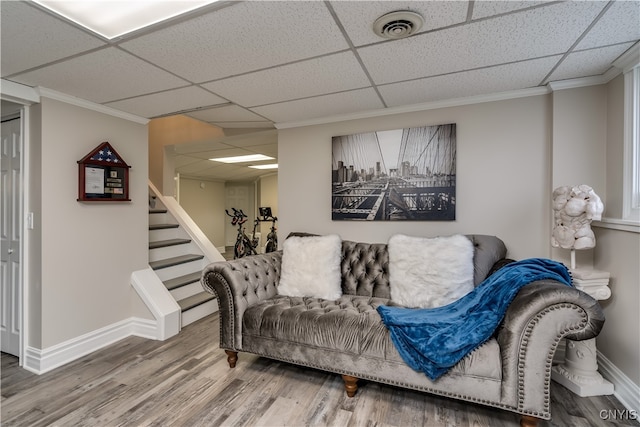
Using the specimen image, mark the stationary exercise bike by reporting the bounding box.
[225,208,259,259]
[259,207,278,253]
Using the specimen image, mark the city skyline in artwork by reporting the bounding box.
[331,123,456,221]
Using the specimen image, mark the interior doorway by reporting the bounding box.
[1,103,23,357]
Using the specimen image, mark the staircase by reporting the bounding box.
[148,203,217,327]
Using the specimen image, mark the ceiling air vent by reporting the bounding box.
[373,10,424,40]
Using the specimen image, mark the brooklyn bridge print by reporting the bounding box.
[332,124,456,221]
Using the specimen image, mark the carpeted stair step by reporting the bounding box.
[149,208,168,214]
[178,291,215,312]
[149,254,204,270]
[149,238,191,250]
[163,272,202,291]
[149,223,179,231]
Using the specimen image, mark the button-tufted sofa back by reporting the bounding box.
[341,240,390,298]
[338,234,507,298]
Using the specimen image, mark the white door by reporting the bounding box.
[1,116,22,356]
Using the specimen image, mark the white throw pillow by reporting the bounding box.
[388,234,474,308]
[278,234,343,300]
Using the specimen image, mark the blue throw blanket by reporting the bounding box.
[377,258,572,380]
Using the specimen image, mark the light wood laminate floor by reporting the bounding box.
[2,314,637,426]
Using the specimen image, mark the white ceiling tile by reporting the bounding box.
[192,150,244,161]
[358,1,606,84]
[472,1,558,20]
[186,105,267,122]
[222,136,278,150]
[171,141,238,155]
[577,1,640,50]
[223,167,267,181]
[379,56,561,107]
[10,48,188,103]
[171,130,276,153]
[202,52,371,107]
[0,1,105,77]
[209,148,274,160]
[173,155,204,168]
[330,1,468,46]
[243,144,278,157]
[176,160,223,175]
[548,43,635,82]
[2,0,637,169]
[104,86,227,118]
[251,88,384,123]
[120,1,349,83]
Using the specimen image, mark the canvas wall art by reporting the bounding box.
[332,123,456,221]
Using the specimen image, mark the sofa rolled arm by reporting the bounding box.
[496,280,604,419]
[201,251,282,350]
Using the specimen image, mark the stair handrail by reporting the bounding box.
[148,180,225,264]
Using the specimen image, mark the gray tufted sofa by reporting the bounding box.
[201,234,604,426]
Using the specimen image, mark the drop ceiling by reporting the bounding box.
[2,1,639,181]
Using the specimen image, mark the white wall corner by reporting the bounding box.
[547,75,609,92]
[131,268,181,340]
[130,317,160,340]
[22,317,156,375]
[598,351,640,412]
[613,42,640,73]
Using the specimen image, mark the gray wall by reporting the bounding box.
[278,85,639,389]
[594,74,640,387]
[29,97,149,349]
[279,94,552,260]
[178,178,226,250]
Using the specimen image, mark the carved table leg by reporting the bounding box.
[520,415,540,427]
[225,350,238,368]
[341,374,358,397]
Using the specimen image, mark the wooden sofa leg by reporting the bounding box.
[520,415,540,427]
[225,350,238,368]
[341,375,358,397]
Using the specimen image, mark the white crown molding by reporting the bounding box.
[276,52,640,131]
[601,66,623,84]
[613,41,640,73]
[37,87,149,125]
[275,86,550,129]
[547,75,609,92]
[0,79,40,104]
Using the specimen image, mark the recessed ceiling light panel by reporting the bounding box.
[249,164,278,170]
[373,10,424,40]
[210,154,274,164]
[33,0,219,40]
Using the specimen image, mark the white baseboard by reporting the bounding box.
[23,317,158,375]
[131,317,159,340]
[598,351,640,412]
